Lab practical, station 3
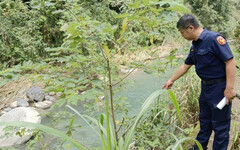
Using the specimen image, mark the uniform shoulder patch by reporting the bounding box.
[216,36,226,45]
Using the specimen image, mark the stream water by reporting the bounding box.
[15,68,174,149]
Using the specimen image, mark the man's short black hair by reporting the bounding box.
[177,14,200,29]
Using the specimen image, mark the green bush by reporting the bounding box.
[30,0,67,47]
[0,0,67,67]
[134,71,201,149]
[0,0,45,66]
[186,0,230,37]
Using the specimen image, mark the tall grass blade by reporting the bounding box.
[171,137,203,150]
[99,114,107,149]
[105,94,112,150]
[168,132,183,150]
[109,121,118,150]
[123,89,164,149]
[168,90,183,124]
[67,105,113,149]
[0,121,89,150]
[66,105,100,136]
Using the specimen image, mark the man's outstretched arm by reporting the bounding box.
[162,64,192,89]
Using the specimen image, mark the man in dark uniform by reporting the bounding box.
[162,14,236,150]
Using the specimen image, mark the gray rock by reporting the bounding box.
[35,101,52,109]
[3,107,12,112]
[48,92,55,96]
[45,95,55,102]
[56,92,63,97]
[17,98,29,107]
[26,86,45,102]
[10,101,17,108]
[0,107,41,147]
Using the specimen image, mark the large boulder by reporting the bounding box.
[26,86,45,102]
[0,107,41,148]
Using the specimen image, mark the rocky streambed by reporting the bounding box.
[0,85,62,148]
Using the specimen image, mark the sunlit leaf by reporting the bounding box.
[128,15,139,21]
[150,36,154,45]
[167,5,190,13]
[66,83,75,88]
[142,0,149,5]
[104,45,110,60]
[168,90,182,124]
[127,0,141,9]
[61,23,69,31]
[121,18,128,35]
[116,13,130,18]
[149,7,163,15]
[44,1,55,7]
[137,9,148,16]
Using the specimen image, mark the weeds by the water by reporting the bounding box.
[134,70,201,149]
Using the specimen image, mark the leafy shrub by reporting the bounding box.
[134,70,201,149]
[0,0,67,66]
[0,0,45,66]
[30,0,68,47]
[186,0,230,37]
[135,95,184,149]
[234,22,240,49]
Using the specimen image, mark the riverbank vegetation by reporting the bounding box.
[0,0,240,149]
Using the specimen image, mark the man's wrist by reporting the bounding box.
[169,78,175,83]
[226,87,234,90]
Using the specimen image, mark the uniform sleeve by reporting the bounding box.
[212,35,233,61]
[185,47,194,65]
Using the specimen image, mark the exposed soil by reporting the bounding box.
[0,77,45,111]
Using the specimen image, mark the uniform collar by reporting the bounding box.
[198,28,208,40]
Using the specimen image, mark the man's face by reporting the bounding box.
[178,25,194,40]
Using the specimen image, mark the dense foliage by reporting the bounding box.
[0,0,66,67]
[186,0,231,37]
[0,0,44,66]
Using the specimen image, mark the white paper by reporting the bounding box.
[216,97,226,110]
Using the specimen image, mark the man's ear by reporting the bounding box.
[188,25,194,31]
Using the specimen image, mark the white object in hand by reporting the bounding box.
[216,97,226,110]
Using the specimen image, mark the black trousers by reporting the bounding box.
[196,81,231,150]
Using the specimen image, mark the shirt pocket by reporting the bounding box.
[196,49,213,65]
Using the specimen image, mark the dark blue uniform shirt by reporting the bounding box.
[185,29,233,81]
